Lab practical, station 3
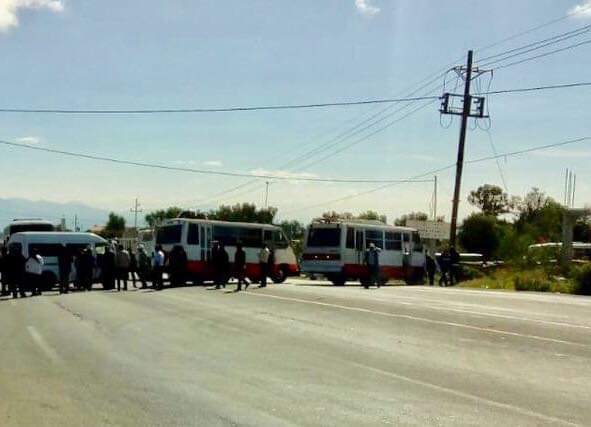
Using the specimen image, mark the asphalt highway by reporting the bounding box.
[1,278,590,426]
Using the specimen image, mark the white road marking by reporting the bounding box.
[27,326,61,364]
[245,292,589,348]
[351,361,579,426]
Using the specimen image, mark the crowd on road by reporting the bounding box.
[424,247,461,287]
[0,240,279,299]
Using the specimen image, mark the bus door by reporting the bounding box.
[200,223,213,263]
[355,229,364,265]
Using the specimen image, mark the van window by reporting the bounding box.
[66,243,89,255]
[8,243,22,254]
[412,232,423,252]
[263,230,273,244]
[29,243,63,257]
[213,226,263,248]
[307,228,341,247]
[385,232,402,250]
[188,223,199,245]
[156,224,183,244]
[272,230,288,249]
[346,228,355,249]
[95,244,106,255]
[365,230,384,249]
[241,228,263,248]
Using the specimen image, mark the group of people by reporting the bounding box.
[0,240,279,298]
[210,241,275,292]
[425,247,461,286]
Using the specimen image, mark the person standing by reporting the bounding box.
[101,246,116,290]
[233,242,249,292]
[25,248,44,296]
[364,242,381,289]
[129,250,138,288]
[5,246,26,298]
[258,244,270,288]
[425,251,437,286]
[136,244,151,289]
[449,246,461,285]
[152,245,165,290]
[0,247,7,296]
[58,246,72,294]
[438,249,451,287]
[115,244,130,291]
[213,243,229,289]
[169,245,187,287]
[80,247,95,291]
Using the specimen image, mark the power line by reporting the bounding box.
[0,139,433,184]
[286,136,591,214]
[480,81,591,96]
[0,95,440,115]
[484,130,509,192]
[492,38,591,70]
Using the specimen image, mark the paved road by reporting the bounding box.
[1,278,590,426]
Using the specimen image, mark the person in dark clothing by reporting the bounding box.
[233,242,249,292]
[169,245,188,287]
[136,245,151,289]
[0,247,7,296]
[438,249,451,287]
[78,247,95,291]
[449,246,461,285]
[218,244,230,289]
[129,251,138,288]
[4,246,26,298]
[425,252,437,286]
[101,247,116,290]
[58,246,72,294]
[152,245,165,291]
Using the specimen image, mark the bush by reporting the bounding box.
[513,271,552,292]
[573,264,591,295]
[459,265,485,281]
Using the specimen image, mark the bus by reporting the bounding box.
[7,232,108,290]
[301,220,425,286]
[528,242,591,262]
[2,219,55,245]
[154,218,299,283]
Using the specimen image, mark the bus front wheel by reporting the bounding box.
[272,267,287,284]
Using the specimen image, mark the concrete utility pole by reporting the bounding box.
[449,50,474,246]
[264,182,269,208]
[130,198,143,237]
[433,175,438,220]
[74,215,79,232]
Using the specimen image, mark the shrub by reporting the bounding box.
[459,265,485,281]
[513,271,552,292]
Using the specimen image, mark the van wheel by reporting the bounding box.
[272,268,287,284]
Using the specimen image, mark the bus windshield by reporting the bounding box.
[9,223,54,234]
[307,228,341,247]
[156,224,182,244]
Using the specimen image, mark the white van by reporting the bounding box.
[7,232,108,289]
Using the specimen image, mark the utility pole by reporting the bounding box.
[448,50,474,246]
[130,198,143,237]
[433,175,438,221]
[74,214,79,232]
[264,182,269,209]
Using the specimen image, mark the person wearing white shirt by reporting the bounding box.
[25,248,44,296]
[152,245,165,290]
[258,245,270,288]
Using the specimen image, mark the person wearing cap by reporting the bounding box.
[364,242,381,289]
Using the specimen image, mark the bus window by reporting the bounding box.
[385,232,402,250]
[187,223,199,245]
[213,226,240,246]
[263,230,273,245]
[29,243,63,257]
[412,232,423,252]
[240,228,263,248]
[272,230,289,249]
[307,228,341,247]
[156,224,183,244]
[365,230,384,249]
[346,228,355,249]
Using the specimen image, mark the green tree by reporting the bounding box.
[145,206,184,228]
[394,212,429,226]
[357,210,387,224]
[278,220,305,241]
[467,184,512,216]
[514,188,564,243]
[210,203,277,224]
[458,213,500,260]
[103,212,126,238]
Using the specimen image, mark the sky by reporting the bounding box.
[0,0,590,229]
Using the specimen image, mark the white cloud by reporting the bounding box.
[203,160,223,167]
[355,0,380,17]
[0,0,64,32]
[569,1,591,18]
[16,136,42,145]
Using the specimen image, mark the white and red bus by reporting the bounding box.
[301,220,425,286]
[155,218,299,283]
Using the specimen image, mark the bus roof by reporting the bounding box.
[161,218,281,230]
[309,220,417,233]
[8,232,107,243]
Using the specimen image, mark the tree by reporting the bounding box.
[145,206,185,228]
[467,184,512,217]
[394,212,429,226]
[357,210,387,224]
[458,213,500,260]
[514,188,564,243]
[211,203,277,224]
[318,211,386,223]
[103,212,126,238]
[278,220,305,241]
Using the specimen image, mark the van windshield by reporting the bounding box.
[10,223,54,234]
[307,228,340,247]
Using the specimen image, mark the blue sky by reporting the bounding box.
[0,0,590,228]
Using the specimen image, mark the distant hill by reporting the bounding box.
[0,198,110,232]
